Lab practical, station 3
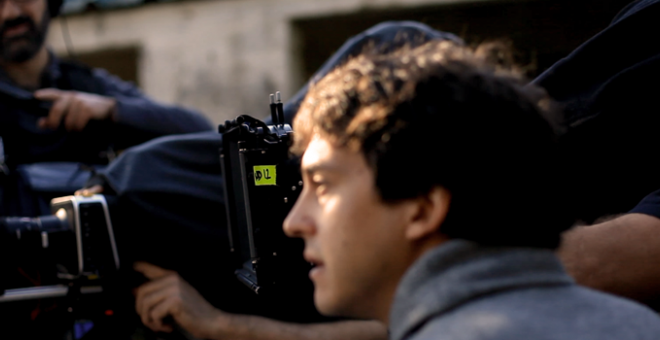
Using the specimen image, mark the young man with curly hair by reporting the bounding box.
[283,41,660,340]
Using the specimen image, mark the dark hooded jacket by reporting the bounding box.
[534,0,660,222]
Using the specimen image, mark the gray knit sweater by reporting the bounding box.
[389,240,660,340]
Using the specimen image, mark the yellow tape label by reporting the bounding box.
[254,166,277,186]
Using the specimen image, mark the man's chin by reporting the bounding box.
[0,34,43,62]
[1,45,40,63]
[314,291,355,318]
[314,290,337,316]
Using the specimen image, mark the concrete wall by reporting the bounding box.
[46,0,479,124]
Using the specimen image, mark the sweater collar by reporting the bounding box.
[389,240,573,340]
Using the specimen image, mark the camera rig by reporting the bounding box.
[0,194,119,301]
[219,92,309,295]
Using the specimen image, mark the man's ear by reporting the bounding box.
[405,187,451,241]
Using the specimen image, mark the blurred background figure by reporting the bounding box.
[0,0,213,216]
[0,0,211,336]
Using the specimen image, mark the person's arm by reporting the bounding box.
[206,314,386,340]
[33,69,213,138]
[93,69,214,135]
[558,213,660,302]
[134,262,387,340]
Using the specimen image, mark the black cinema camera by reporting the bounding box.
[0,195,119,299]
[219,92,309,296]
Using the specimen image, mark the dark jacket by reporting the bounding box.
[0,53,213,167]
[390,240,660,340]
[534,0,660,222]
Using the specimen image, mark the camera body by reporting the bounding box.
[219,100,307,295]
[50,194,119,280]
[1,194,119,298]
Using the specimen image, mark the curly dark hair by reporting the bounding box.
[293,40,573,249]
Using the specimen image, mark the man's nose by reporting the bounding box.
[0,0,23,21]
[283,199,316,239]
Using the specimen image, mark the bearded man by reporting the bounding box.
[0,0,212,171]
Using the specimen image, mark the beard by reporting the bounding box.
[0,13,49,63]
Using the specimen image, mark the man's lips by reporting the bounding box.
[3,23,29,38]
[304,251,325,281]
[303,251,323,267]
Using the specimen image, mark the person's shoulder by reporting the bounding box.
[55,59,130,88]
[568,285,660,325]
[404,285,660,340]
[88,66,141,95]
[491,285,660,339]
[560,286,660,339]
[403,308,511,340]
[54,58,111,79]
[56,58,94,75]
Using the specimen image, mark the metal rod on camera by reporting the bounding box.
[0,285,103,303]
[276,92,285,126]
[270,94,279,124]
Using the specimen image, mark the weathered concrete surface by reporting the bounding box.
[47,0,482,123]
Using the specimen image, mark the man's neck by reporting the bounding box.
[1,47,49,90]
[373,236,448,325]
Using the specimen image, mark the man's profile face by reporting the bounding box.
[0,0,48,63]
[284,134,417,319]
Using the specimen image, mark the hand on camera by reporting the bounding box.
[34,89,117,132]
[134,262,226,339]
